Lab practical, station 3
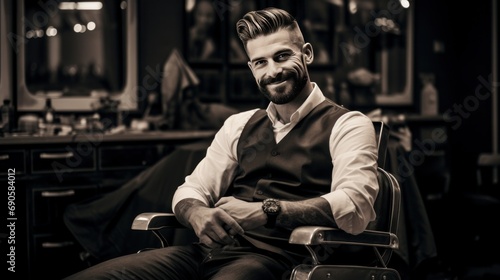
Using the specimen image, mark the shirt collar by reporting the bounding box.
[266,82,326,125]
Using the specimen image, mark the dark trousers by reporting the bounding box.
[63,241,295,280]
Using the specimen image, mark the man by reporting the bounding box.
[64,7,379,280]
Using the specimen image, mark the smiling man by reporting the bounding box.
[245,25,311,107]
[64,7,379,280]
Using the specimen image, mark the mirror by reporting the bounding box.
[337,0,413,106]
[372,0,413,105]
[0,0,12,103]
[16,0,138,112]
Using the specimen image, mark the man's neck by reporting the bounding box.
[274,82,313,124]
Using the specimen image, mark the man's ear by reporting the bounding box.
[302,43,314,65]
[247,61,255,75]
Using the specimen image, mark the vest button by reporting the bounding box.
[257,190,263,195]
[271,150,279,156]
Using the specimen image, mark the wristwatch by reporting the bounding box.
[262,198,281,228]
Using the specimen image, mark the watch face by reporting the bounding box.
[263,199,280,214]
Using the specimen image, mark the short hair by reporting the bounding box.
[236,7,304,51]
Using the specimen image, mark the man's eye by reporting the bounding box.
[254,60,265,66]
[276,53,290,61]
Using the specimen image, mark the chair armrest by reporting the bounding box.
[289,226,399,249]
[131,212,184,231]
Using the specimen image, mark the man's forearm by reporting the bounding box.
[174,198,208,228]
[278,197,336,229]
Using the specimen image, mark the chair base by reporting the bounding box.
[290,264,401,280]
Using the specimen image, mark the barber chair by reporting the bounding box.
[131,121,402,280]
[476,153,500,191]
[455,153,500,268]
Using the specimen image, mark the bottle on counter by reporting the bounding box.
[41,98,56,135]
[44,98,55,124]
[420,73,439,116]
[0,99,15,133]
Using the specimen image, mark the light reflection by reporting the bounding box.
[73,23,87,33]
[46,26,57,37]
[349,0,357,14]
[400,0,410,9]
[87,21,96,31]
[25,29,45,39]
[59,1,103,11]
[27,20,95,37]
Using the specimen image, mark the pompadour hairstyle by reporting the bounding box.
[236,7,303,50]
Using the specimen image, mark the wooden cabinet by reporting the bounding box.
[29,184,101,279]
[0,130,215,279]
[0,150,26,175]
[31,147,97,174]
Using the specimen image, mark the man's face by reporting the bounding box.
[246,29,309,104]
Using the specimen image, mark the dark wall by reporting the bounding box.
[414,0,498,190]
[457,1,499,190]
[136,0,184,112]
[446,1,497,190]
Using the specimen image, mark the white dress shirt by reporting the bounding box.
[172,83,379,234]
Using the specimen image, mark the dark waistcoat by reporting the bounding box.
[231,99,349,258]
[231,99,348,202]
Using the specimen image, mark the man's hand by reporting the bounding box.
[215,197,267,231]
[175,198,244,248]
[189,206,244,248]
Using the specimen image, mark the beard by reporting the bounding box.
[258,70,308,104]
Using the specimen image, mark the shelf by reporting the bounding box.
[0,130,216,146]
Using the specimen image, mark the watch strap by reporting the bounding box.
[265,212,278,228]
[262,198,280,228]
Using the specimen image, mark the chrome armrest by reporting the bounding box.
[131,212,184,231]
[289,226,399,249]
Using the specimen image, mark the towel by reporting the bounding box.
[161,49,199,114]
[159,49,239,130]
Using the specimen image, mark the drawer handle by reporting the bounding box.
[42,241,74,248]
[41,190,76,197]
[39,152,74,159]
[0,154,9,160]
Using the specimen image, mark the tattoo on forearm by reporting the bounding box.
[174,198,207,228]
[278,197,336,229]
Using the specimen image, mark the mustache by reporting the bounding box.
[259,70,296,87]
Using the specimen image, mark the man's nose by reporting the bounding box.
[267,61,283,78]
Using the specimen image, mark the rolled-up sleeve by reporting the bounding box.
[321,112,379,234]
[172,110,258,213]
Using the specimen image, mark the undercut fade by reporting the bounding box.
[236,7,304,51]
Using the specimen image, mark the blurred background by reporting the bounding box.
[1,0,499,279]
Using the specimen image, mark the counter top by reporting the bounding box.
[0,130,217,146]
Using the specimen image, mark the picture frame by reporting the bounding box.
[227,0,257,63]
[341,0,414,106]
[302,0,340,65]
[185,0,223,63]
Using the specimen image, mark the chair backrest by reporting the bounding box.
[358,121,401,263]
[368,168,400,233]
[373,121,390,169]
[368,121,401,238]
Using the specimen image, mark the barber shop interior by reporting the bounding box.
[1,0,499,279]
